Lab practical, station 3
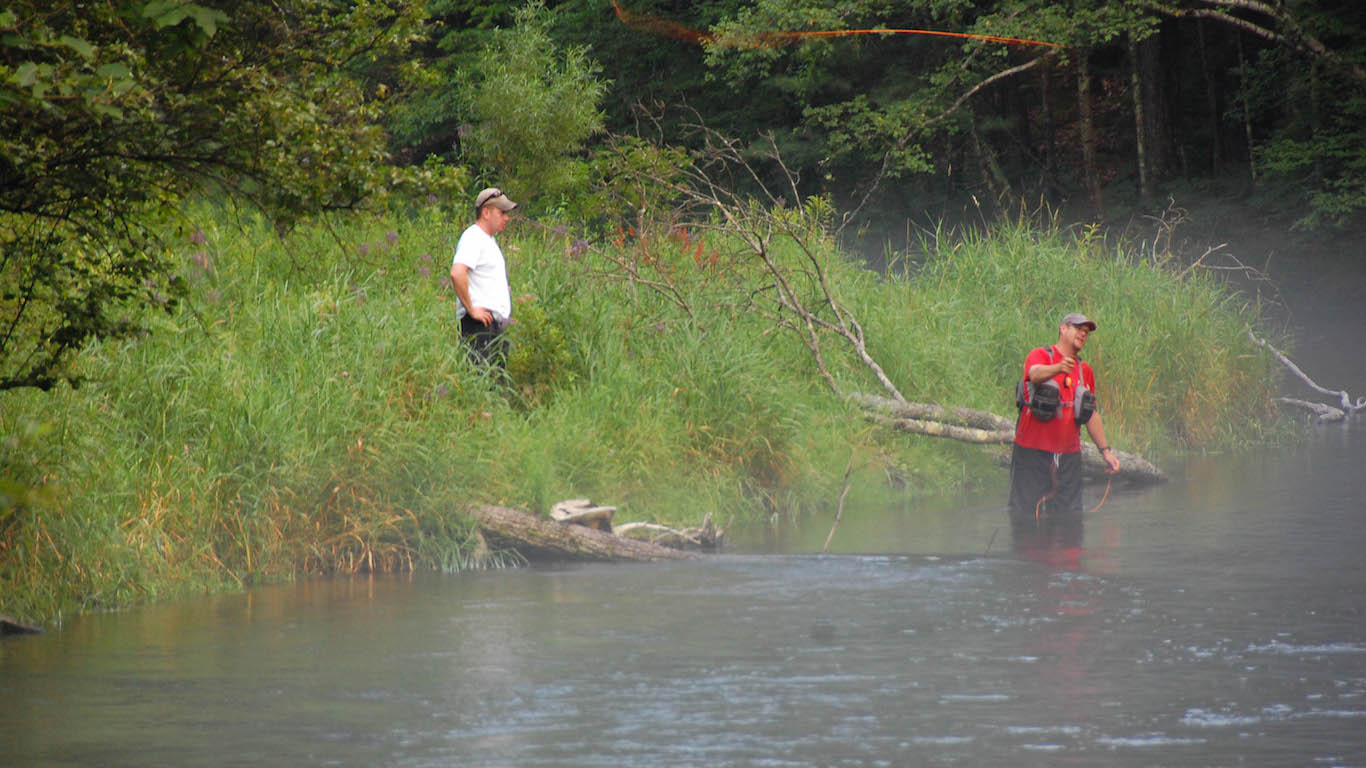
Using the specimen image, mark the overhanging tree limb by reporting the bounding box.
[1144,1,1366,89]
[922,54,1054,132]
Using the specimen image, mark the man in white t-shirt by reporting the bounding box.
[451,187,517,365]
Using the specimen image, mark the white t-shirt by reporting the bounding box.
[451,223,511,321]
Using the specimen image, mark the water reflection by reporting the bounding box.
[4,432,1365,766]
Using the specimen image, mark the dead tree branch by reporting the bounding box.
[823,454,855,553]
[1250,331,1365,414]
[610,116,911,403]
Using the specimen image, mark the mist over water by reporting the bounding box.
[4,425,1363,767]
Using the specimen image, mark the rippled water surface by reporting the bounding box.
[4,428,1364,767]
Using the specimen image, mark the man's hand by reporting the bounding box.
[1057,356,1076,375]
[450,263,491,325]
[1102,447,1121,474]
[466,305,493,326]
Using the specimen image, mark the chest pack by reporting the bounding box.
[1014,347,1098,425]
[1016,378,1061,421]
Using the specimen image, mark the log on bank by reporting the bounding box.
[471,505,698,562]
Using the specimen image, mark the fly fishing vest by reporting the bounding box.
[1014,346,1098,425]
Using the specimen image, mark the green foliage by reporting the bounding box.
[505,290,581,407]
[457,2,608,208]
[0,0,441,392]
[582,135,695,228]
[1252,51,1366,229]
[0,195,1282,624]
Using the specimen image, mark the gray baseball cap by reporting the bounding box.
[1061,312,1097,330]
[475,187,517,212]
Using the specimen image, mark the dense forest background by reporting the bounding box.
[407,0,1366,227]
[4,0,1364,393]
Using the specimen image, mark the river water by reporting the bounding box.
[3,423,1363,767]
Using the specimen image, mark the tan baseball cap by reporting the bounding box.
[1061,312,1097,331]
[475,187,517,212]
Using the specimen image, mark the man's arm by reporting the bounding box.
[1028,353,1075,383]
[1085,411,1122,472]
[450,263,492,326]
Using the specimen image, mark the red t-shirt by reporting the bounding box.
[1014,345,1095,454]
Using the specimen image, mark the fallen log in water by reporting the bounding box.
[1,614,43,636]
[471,505,698,562]
[1274,397,1346,423]
[856,393,1168,485]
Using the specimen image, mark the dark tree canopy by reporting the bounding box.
[564,0,1366,229]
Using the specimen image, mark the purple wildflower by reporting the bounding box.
[385,231,399,246]
[357,243,371,257]
[189,228,207,245]
[417,265,431,278]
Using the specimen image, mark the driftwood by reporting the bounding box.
[1,614,42,636]
[471,505,697,562]
[1274,397,1346,423]
[857,393,1168,484]
[1251,332,1364,417]
[549,498,616,532]
[617,512,726,551]
[852,393,1016,432]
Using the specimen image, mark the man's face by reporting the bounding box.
[1064,323,1091,350]
[481,205,511,234]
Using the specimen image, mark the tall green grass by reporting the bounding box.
[0,202,1284,624]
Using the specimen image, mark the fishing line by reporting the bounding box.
[1033,457,1114,521]
[1087,478,1112,515]
[612,1,1062,49]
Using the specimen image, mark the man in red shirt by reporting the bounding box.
[1009,313,1121,520]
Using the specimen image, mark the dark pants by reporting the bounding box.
[460,315,508,368]
[1008,444,1084,521]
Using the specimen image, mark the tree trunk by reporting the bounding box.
[1040,63,1054,184]
[1198,20,1222,173]
[971,116,1014,201]
[1140,30,1173,184]
[1237,33,1257,181]
[1076,50,1105,218]
[470,505,698,562]
[1129,32,1151,202]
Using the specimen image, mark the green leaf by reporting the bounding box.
[191,6,229,37]
[142,1,226,36]
[96,63,133,80]
[59,35,95,60]
[143,1,190,29]
[13,61,36,88]
[0,10,17,28]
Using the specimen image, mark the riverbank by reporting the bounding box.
[0,202,1285,625]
